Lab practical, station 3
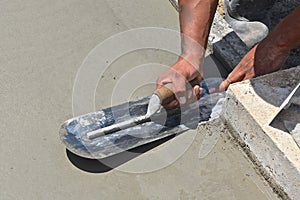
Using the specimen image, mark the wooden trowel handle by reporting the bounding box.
[154,78,200,106]
[154,83,175,106]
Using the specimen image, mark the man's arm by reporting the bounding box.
[276,5,300,50]
[216,5,300,91]
[179,0,219,58]
[157,0,218,107]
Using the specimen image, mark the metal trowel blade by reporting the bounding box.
[84,94,162,140]
[270,82,300,125]
[270,82,300,148]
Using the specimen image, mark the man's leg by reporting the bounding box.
[224,0,276,47]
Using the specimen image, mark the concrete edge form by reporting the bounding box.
[220,66,300,200]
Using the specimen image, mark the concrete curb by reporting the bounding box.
[221,66,300,200]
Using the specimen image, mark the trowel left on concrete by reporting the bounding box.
[59,79,225,159]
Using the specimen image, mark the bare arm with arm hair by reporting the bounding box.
[215,5,300,91]
[157,0,219,108]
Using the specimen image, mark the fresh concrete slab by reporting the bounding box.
[221,66,300,199]
[0,0,280,199]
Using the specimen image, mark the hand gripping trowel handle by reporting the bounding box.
[85,83,178,140]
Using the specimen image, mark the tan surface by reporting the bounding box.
[218,0,225,17]
[0,0,279,199]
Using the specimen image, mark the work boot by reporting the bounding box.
[224,0,276,48]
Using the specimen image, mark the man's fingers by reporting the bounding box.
[210,79,230,93]
[163,84,202,109]
[219,79,231,91]
[173,75,187,105]
[193,85,202,100]
[156,77,171,89]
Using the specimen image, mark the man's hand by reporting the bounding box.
[213,5,300,92]
[213,32,290,92]
[157,57,203,108]
[156,0,218,109]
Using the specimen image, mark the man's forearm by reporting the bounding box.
[272,6,300,51]
[179,0,219,64]
[156,0,219,104]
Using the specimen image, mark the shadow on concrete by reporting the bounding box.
[66,134,175,173]
[202,54,229,79]
[249,69,300,107]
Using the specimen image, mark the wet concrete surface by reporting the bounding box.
[0,1,280,199]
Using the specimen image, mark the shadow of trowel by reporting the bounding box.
[66,134,176,173]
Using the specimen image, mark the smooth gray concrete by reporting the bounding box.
[0,1,279,199]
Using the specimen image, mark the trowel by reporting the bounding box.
[270,81,300,147]
[85,83,175,140]
[59,79,225,159]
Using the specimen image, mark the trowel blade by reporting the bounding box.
[59,92,225,159]
[284,121,300,148]
[270,82,300,146]
[270,82,300,123]
[59,78,225,159]
[84,94,161,140]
